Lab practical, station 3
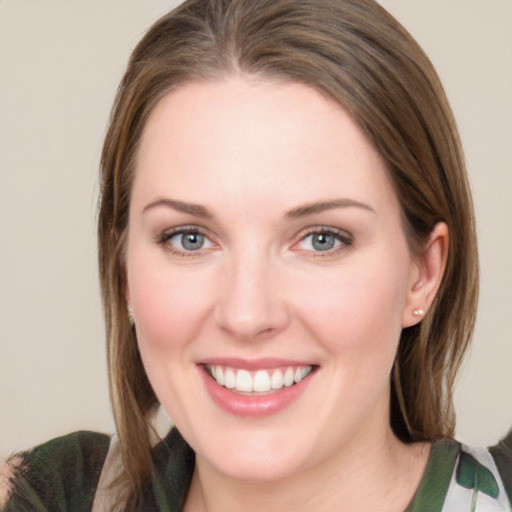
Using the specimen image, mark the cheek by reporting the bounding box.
[128,261,217,419]
[292,258,408,362]
[128,259,215,358]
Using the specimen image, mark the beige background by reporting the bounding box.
[1,0,511,458]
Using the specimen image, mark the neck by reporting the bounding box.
[184,426,430,512]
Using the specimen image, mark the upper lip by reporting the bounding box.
[198,357,317,370]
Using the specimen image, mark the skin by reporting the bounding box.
[125,77,448,512]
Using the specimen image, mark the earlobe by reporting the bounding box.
[402,222,449,328]
[125,283,135,326]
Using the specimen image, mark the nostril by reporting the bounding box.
[214,265,290,340]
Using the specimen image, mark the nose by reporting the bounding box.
[214,251,290,341]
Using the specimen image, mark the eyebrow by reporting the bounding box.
[285,198,375,218]
[142,198,213,218]
[142,197,375,219]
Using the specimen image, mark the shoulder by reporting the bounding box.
[148,428,196,511]
[84,428,195,512]
[408,433,512,511]
[1,431,110,512]
[489,429,512,507]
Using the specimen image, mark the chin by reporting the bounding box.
[192,424,313,482]
[209,448,305,483]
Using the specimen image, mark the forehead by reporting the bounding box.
[133,77,399,217]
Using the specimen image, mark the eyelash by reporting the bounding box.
[155,226,214,257]
[155,226,353,258]
[294,227,353,257]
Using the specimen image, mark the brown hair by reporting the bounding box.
[98,0,478,506]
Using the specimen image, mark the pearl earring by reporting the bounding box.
[128,304,135,326]
[412,309,424,318]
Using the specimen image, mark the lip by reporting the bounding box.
[198,359,317,418]
[200,357,315,370]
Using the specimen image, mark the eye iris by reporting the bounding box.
[312,233,335,251]
[182,232,204,250]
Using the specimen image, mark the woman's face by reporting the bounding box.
[125,78,423,481]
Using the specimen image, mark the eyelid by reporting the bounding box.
[292,226,353,256]
[155,225,217,256]
[154,224,352,258]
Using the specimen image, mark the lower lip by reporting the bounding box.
[200,367,315,418]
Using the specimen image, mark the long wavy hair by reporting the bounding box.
[97,0,478,507]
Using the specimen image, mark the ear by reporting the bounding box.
[125,282,136,326]
[402,222,449,327]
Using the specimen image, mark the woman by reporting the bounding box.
[2,0,511,510]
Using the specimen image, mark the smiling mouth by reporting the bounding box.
[204,364,316,394]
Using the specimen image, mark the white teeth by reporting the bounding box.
[207,365,313,393]
[270,369,284,389]
[253,370,271,392]
[302,366,312,380]
[283,367,294,387]
[224,368,236,389]
[214,365,224,386]
[235,369,252,392]
[295,366,311,382]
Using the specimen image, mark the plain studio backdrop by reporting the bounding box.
[1,0,511,458]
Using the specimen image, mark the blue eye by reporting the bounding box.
[159,229,214,253]
[309,233,338,251]
[174,232,207,251]
[298,229,351,253]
